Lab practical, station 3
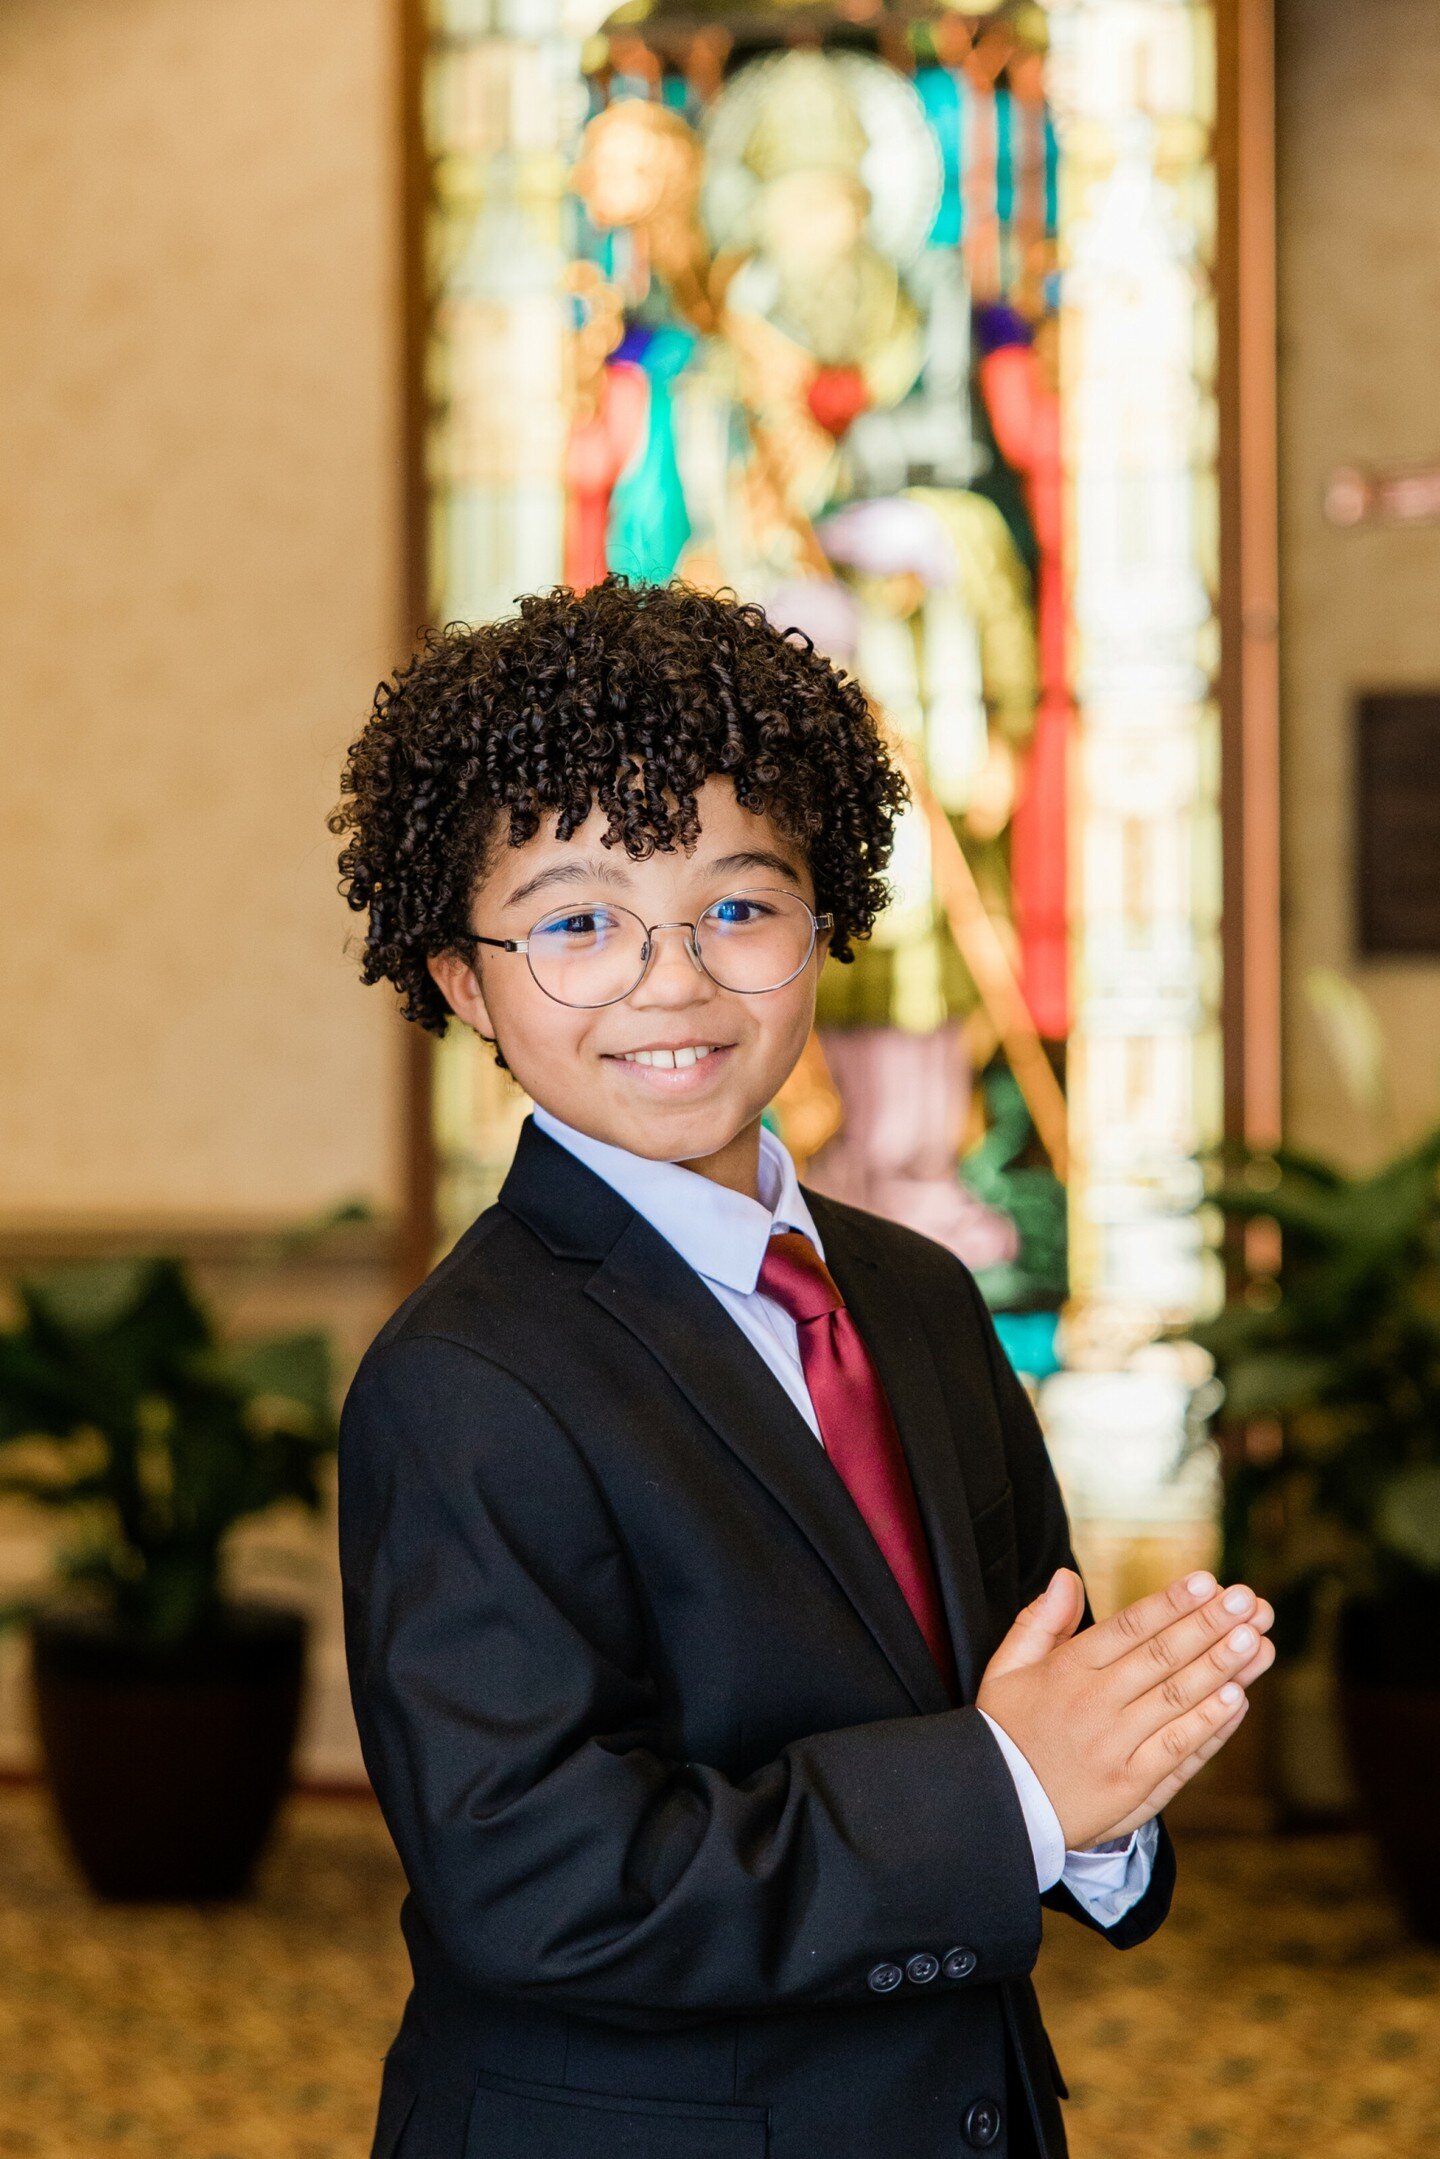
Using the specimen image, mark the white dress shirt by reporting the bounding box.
[532,1104,1158,1924]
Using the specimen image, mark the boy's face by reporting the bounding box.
[427,777,831,1191]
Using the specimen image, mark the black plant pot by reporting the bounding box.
[29,1598,307,1902]
[1337,1590,1440,1944]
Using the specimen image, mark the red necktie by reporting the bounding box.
[759,1230,959,1702]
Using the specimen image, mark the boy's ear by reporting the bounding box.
[427,948,495,1039]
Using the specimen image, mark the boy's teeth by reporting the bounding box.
[624,1045,714,1068]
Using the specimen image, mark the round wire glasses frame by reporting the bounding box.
[463,888,835,1009]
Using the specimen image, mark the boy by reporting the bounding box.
[331,578,1272,2159]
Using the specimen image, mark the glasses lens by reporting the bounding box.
[527,905,646,1007]
[696,891,816,993]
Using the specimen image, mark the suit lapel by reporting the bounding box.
[588,1214,953,1715]
[808,1195,996,1705]
[499,1118,992,1714]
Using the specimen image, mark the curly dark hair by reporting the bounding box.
[328,576,909,1035]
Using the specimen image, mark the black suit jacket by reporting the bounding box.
[339,1116,1174,2159]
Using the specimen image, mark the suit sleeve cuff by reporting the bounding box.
[977,1709,1066,1893]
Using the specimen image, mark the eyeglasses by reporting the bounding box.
[463,888,835,1010]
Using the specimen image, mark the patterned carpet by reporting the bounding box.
[0,1785,1436,2159]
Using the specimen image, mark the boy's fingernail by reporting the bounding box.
[1229,1626,1256,1655]
[1222,1586,1253,1615]
[1220,1682,1244,1706]
[1186,1572,1216,1598]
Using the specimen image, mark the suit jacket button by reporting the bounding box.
[906,1952,940,1984]
[942,1945,978,1979]
[867,1961,904,1993]
[964,2097,1002,2148]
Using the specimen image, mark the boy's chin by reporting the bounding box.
[535,1059,773,1165]
[600,1097,757,1165]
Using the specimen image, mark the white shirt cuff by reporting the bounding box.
[978,1709,1160,1925]
[1059,1814,1161,1928]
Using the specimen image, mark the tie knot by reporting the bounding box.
[758,1229,843,1325]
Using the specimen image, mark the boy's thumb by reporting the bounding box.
[984,1568,1084,1679]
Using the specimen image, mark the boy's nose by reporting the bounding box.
[630,923,716,1004]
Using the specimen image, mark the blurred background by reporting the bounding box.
[3,0,1440,2153]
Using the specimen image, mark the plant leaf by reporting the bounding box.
[214,1332,333,1422]
[1219,1350,1351,1421]
[1375,1464,1440,1574]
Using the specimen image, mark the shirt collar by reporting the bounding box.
[531,1104,824,1294]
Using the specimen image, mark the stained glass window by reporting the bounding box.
[1037,0,1223,1599]
[419,0,1225,1568]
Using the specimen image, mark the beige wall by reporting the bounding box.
[0,0,406,1226]
[1277,0,1440,1161]
[0,0,411,1782]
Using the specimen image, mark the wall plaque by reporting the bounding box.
[1357,692,1440,956]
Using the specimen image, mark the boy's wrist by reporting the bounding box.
[977,1707,1065,1893]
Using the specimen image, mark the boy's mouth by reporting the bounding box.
[602,1041,736,1088]
[613,1042,727,1070]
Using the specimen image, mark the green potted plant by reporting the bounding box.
[0,1252,339,1900]
[1196,1055,1440,1937]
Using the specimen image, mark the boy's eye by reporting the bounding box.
[708,897,771,928]
[536,908,624,945]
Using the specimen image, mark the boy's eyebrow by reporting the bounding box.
[705,849,802,887]
[503,856,629,909]
[502,847,801,911]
